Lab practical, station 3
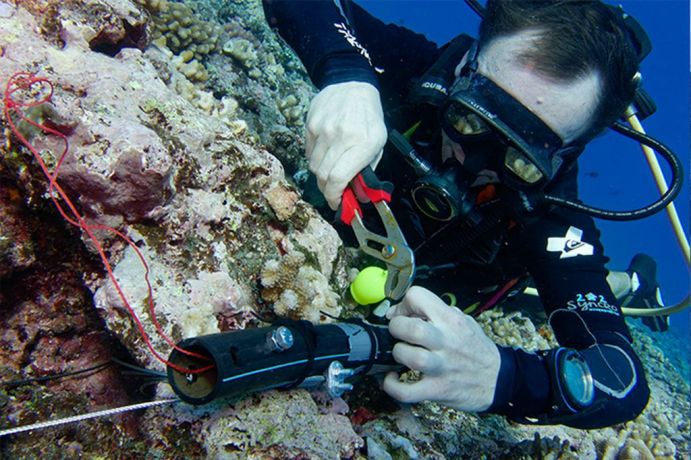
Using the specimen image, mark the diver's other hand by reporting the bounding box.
[383,286,501,412]
[305,81,387,210]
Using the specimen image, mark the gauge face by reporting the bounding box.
[411,183,456,221]
[561,351,595,409]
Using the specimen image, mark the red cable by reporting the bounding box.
[3,72,214,375]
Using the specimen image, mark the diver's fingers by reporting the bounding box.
[382,372,437,404]
[391,342,444,374]
[387,286,452,324]
[388,316,444,351]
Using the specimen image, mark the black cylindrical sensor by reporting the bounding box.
[167,323,396,405]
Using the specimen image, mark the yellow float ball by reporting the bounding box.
[350,266,388,305]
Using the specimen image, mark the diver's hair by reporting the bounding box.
[478,0,640,142]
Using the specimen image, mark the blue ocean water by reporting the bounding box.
[359,0,691,339]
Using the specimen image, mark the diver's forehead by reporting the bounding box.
[475,32,601,143]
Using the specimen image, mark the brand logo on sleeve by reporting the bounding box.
[334,23,384,74]
[567,292,620,315]
[547,226,594,259]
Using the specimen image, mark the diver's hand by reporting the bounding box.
[305,81,387,210]
[383,286,501,412]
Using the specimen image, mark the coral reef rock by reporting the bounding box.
[0,0,688,459]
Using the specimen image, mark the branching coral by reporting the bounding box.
[222,37,257,69]
[173,49,209,82]
[134,0,168,14]
[277,93,304,126]
[260,250,341,323]
[477,309,557,350]
[150,1,222,61]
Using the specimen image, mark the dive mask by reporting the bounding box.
[441,72,582,189]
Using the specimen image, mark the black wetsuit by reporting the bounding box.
[263,0,649,428]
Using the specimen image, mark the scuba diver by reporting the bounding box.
[262,0,682,428]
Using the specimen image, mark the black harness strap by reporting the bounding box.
[341,318,380,376]
[274,318,319,389]
[414,198,509,267]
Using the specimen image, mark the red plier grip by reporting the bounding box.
[338,166,394,225]
[336,167,415,302]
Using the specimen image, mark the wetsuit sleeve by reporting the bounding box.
[262,0,440,92]
[487,208,649,428]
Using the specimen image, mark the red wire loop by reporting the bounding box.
[3,72,214,375]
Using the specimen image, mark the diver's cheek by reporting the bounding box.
[441,132,466,164]
[441,142,453,162]
[452,143,466,165]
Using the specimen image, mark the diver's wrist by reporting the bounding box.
[486,345,517,413]
[485,346,552,417]
[315,55,380,89]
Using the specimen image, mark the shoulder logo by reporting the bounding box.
[567,292,620,316]
[546,226,594,259]
[334,23,384,74]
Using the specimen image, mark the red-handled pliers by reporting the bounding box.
[337,167,415,302]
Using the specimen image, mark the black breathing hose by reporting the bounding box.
[544,122,683,221]
[464,0,486,17]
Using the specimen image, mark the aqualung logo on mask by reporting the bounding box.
[546,226,594,259]
[421,81,448,95]
[466,100,497,121]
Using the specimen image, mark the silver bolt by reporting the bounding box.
[335,367,355,378]
[331,382,353,397]
[268,326,294,351]
[326,361,356,398]
[381,244,396,259]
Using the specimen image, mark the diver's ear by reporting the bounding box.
[455,41,479,77]
[454,54,468,77]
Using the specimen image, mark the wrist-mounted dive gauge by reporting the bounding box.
[511,347,596,426]
[548,347,595,412]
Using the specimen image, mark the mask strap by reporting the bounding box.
[461,41,480,75]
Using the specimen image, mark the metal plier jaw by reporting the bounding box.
[338,167,415,302]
